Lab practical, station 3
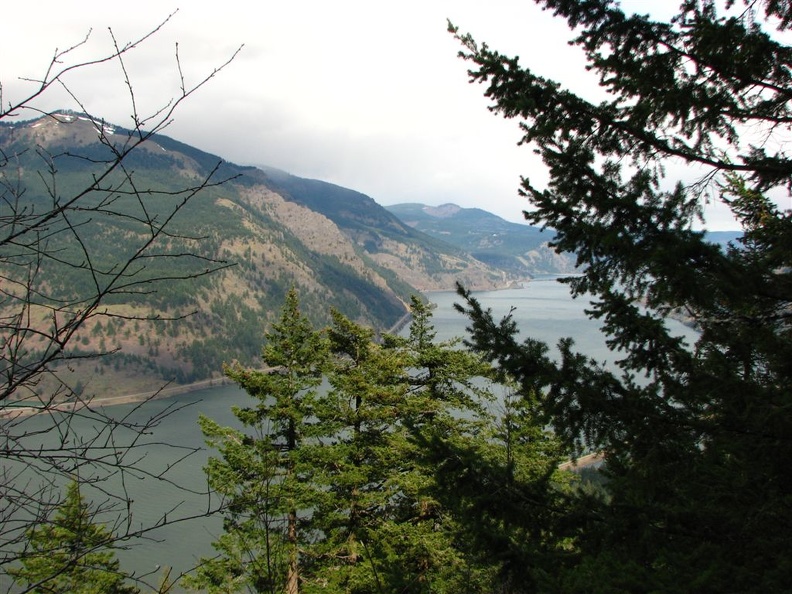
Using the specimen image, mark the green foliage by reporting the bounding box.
[405,296,578,592]
[197,291,565,592]
[303,309,412,592]
[190,416,291,594]
[9,481,139,594]
[450,1,792,591]
[188,288,330,594]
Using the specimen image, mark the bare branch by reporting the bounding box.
[0,13,241,592]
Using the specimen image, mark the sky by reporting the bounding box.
[0,1,766,230]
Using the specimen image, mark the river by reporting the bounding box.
[1,280,699,592]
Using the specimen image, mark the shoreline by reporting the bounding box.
[1,376,234,419]
[89,375,234,407]
[2,280,539,420]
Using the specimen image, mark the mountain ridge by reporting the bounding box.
[0,112,525,398]
[386,202,577,278]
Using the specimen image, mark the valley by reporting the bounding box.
[0,112,570,400]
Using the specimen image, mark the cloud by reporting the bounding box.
[2,0,759,230]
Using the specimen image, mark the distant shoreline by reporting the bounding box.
[1,376,233,419]
[2,282,535,420]
[89,375,234,407]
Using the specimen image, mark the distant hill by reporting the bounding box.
[706,230,743,248]
[0,113,512,397]
[386,203,576,277]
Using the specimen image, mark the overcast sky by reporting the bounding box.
[1,1,758,230]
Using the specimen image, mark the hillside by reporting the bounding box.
[0,112,514,398]
[386,203,576,277]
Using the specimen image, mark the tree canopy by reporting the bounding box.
[449,0,792,591]
[9,481,139,594]
[192,293,564,593]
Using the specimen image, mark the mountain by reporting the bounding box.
[0,113,514,398]
[705,230,743,248]
[386,203,576,277]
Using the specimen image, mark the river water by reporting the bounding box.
[2,280,699,591]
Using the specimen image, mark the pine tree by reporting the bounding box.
[376,297,499,593]
[450,1,792,591]
[311,302,498,593]
[399,296,492,431]
[192,295,497,593]
[9,481,139,594]
[410,294,578,592]
[304,309,411,593]
[188,288,329,594]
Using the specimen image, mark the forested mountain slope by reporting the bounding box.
[387,202,576,277]
[0,112,511,397]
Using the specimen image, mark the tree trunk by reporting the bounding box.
[286,508,299,594]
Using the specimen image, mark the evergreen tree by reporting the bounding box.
[450,1,792,591]
[398,296,492,432]
[304,309,411,592]
[312,302,500,593]
[9,481,139,594]
[422,387,579,594]
[188,288,329,594]
[410,296,578,593]
[376,297,501,593]
[193,293,582,593]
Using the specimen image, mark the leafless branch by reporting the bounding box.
[0,14,241,593]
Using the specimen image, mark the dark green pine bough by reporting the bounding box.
[192,290,572,593]
[449,0,792,592]
[190,1,792,591]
